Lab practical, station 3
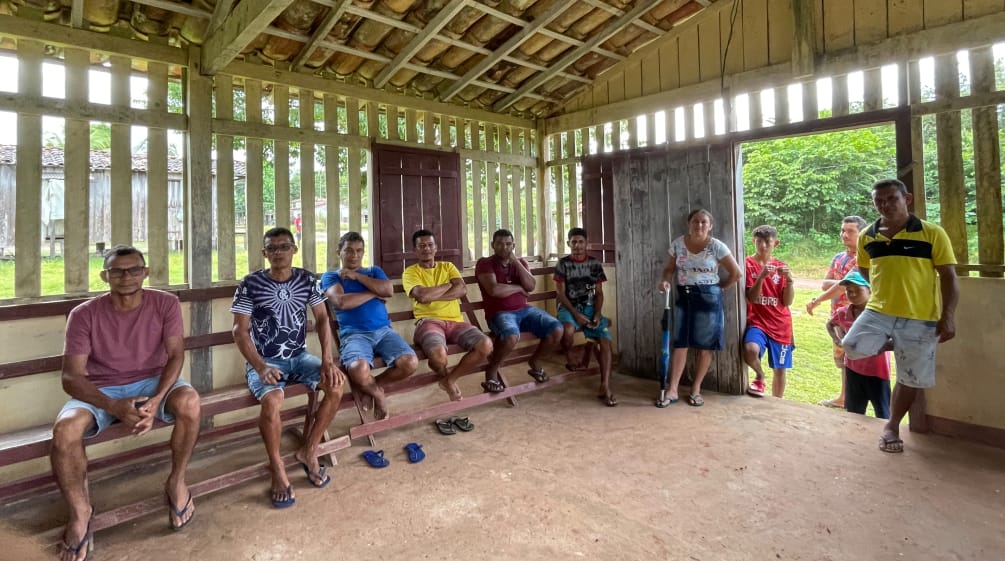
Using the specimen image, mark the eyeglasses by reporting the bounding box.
[264,243,295,253]
[104,266,146,278]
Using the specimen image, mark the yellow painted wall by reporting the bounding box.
[927,277,1005,430]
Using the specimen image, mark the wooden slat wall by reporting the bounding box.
[215,76,236,281]
[299,89,316,273]
[273,86,291,236]
[63,48,91,293]
[109,55,132,246]
[146,62,170,286]
[245,79,265,273]
[15,39,43,297]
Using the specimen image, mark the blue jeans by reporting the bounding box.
[57,376,193,438]
[339,325,416,369]
[673,284,724,351]
[489,306,562,339]
[246,351,322,401]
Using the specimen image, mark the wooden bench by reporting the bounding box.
[332,266,599,445]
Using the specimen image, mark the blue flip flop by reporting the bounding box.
[361,450,389,468]
[404,442,425,463]
[271,485,295,509]
[301,463,331,488]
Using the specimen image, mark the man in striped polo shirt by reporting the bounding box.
[841,179,958,454]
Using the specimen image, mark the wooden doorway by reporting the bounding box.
[371,142,462,278]
[610,143,744,395]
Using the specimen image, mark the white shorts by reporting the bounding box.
[841,309,938,389]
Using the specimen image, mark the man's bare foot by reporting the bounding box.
[373,395,390,420]
[360,394,374,412]
[438,378,463,401]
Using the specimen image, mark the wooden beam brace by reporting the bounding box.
[375,0,468,88]
[291,0,353,70]
[791,0,816,78]
[494,1,655,112]
[441,0,579,101]
[201,0,296,75]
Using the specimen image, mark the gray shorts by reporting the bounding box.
[841,309,938,389]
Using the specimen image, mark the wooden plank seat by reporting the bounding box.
[334,267,599,444]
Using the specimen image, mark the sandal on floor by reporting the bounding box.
[597,394,618,407]
[61,508,94,561]
[361,450,390,468]
[527,368,549,383]
[687,394,704,407]
[878,435,904,454]
[434,418,457,435]
[481,379,505,393]
[166,491,195,530]
[271,485,295,509]
[300,463,331,489]
[404,442,425,463]
[451,416,475,432]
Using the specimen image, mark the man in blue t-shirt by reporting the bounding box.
[232,227,344,509]
[321,232,417,420]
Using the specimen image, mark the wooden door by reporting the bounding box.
[581,155,616,263]
[612,143,744,395]
[371,142,462,278]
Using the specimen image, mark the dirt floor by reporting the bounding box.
[3,361,1005,561]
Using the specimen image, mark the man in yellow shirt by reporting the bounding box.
[403,229,493,401]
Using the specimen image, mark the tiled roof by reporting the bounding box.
[0,145,247,177]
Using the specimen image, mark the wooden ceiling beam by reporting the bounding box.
[201,0,295,75]
[440,0,579,101]
[494,1,655,112]
[374,0,469,88]
[291,0,352,69]
[207,0,236,36]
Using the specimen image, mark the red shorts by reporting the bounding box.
[413,319,485,355]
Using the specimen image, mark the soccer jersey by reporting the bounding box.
[475,256,531,319]
[831,305,891,379]
[827,251,857,314]
[554,255,607,310]
[857,215,956,321]
[64,289,183,388]
[231,268,324,360]
[319,266,392,333]
[402,261,464,322]
[744,257,793,344]
[668,236,731,286]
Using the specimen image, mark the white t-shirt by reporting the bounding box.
[668,236,731,286]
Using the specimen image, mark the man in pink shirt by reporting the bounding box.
[51,246,201,560]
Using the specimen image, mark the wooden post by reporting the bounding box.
[186,47,216,395]
[110,55,132,245]
[907,61,926,219]
[246,79,265,272]
[146,61,170,287]
[14,39,43,297]
[345,96,359,136]
[934,53,968,264]
[64,48,91,292]
[215,76,236,281]
[791,0,816,78]
[300,89,316,273]
[969,46,1004,277]
[366,100,379,139]
[472,159,483,258]
[325,94,341,270]
[274,85,290,232]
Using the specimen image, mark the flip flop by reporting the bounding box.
[878,435,905,454]
[481,379,505,393]
[300,462,331,488]
[61,508,94,561]
[451,416,474,432]
[434,418,457,435]
[597,394,618,407]
[271,485,295,509]
[166,491,195,531]
[404,442,425,463]
[361,449,390,468]
[527,368,549,383]
[687,394,704,407]
[655,395,679,408]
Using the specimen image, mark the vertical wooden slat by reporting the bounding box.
[440,115,450,148]
[888,0,924,35]
[698,14,721,83]
[853,0,888,45]
[677,25,700,86]
[215,76,236,280]
[462,119,472,149]
[773,86,789,125]
[742,0,768,70]
[64,48,91,292]
[680,106,691,142]
[274,85,290,230]
[486,161,497,239]
[324,94,341,270]
[554,165,565,251]
[472,160,483,258]
[720,0,744,76]
[659,38,680,91]
[523,166,533,257]
[863,67,883,112]
[924,0,963,27]
[627,116,638,148]
[500,164,510,232]
[766,0,791,65]
[537,128,550,256]
[963,0,1004,19]
[486,124,497,153]
[748,90,762,130]
[592,124,602,152]
[146,62,169,286]
[907,62,926,219]
[299,89,316,273]
[15,39,43,297]
[832,74,849,117]
[564,131,577,229]
[822,0,854,53]
[406,108,418,143]
[246,79,265,271]
[387,104,400,141]
[366,100,379,139]
[703,101,716,136]
[348,146,362,233]
[934,54,968,264]
[969,46,1004,276]
[791,0,815,78]
[345,96,359,136]
[110,55,132,245]
[801,80,817,122]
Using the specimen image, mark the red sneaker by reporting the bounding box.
[747,379,766,397]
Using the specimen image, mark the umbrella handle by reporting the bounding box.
[664,288,671,310]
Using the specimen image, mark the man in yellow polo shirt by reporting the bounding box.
[841,179,958,454]
[403,229,493,401]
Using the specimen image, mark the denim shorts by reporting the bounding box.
[489,306,563,339]
[842,309,938,388]
[57,376,193,438]
[339,325,416,369]
[673,284,724,350]
[557,305,612,341]
[246,351,322,401]
[744,326,794,369]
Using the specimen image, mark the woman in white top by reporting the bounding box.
[658,209,742,406]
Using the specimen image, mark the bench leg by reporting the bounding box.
[498,372,518,407]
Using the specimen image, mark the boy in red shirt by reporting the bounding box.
[826,271,891,419]
[744,225,795,398]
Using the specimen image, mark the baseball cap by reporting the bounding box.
[839,271,870,288]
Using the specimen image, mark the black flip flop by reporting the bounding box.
[434,418,456,435]
[451,416,474,432]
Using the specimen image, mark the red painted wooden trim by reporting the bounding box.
[0,356,63,380]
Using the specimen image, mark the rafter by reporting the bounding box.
[207,0,235,36]
[201,0,295,75]
[494,1,655,112]
[374,0,468,88]
[291,0,352,69]
[578,0,664,35]
[440,0,579,102]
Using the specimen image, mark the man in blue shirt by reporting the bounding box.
[321,232,417,420]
